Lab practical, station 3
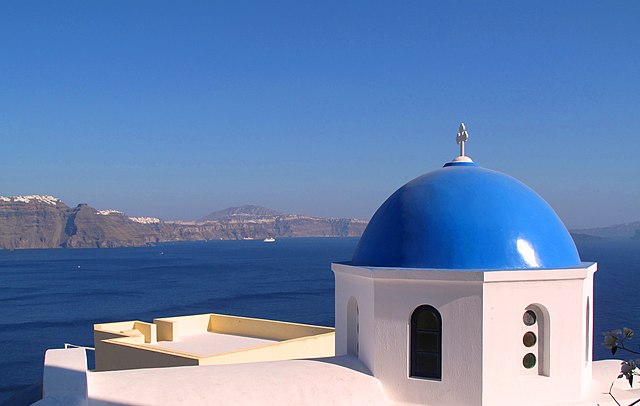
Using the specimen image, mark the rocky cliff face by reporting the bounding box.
[162,214,367,241]
[0,196,68,249]
[0,198,367,249]
[62,204,163,248]
[199,205,282,222]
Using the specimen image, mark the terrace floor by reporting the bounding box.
[148,332,277,355]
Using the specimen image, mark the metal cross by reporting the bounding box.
[456,123,469,157]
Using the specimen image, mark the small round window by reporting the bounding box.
[523,310,537,326]
[523,332,537,347]
[523,353,537,369]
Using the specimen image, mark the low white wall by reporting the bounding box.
[41,348,88,404]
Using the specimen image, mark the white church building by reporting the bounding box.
[37,125,639,405]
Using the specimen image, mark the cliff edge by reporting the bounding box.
[0,197,367,249]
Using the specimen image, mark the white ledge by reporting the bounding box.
[332,262,597,282]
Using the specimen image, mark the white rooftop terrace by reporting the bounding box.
[93,313,335,371]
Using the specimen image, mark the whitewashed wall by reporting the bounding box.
[482,264,596,405]
[333,263,596,406]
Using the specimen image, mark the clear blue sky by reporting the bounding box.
[1,1,638,228]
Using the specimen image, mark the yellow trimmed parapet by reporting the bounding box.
[207,313,333,340]
[93,313,335,372]
[199,331,335,365]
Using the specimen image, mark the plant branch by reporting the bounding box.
[619,342,640,356]
[606,381,622,406]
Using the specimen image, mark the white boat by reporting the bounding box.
[263,237,276,243]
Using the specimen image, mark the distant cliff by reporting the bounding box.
[161,204,366,241]
[199,205,282,222]
[0,197,367,249]
[571,222,640,240]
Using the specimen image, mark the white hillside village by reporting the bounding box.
[0,195,62,205]
[36,126,640,405]
[97,210,161,224]
[0,196,161,224]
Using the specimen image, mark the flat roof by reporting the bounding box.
[148,332,276,356]
[85,356,387,406]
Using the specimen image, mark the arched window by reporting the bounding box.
[410,305,442,380]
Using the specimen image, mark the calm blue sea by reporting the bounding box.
[0,237,638,404]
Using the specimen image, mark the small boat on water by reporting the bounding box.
[263,237,276,243]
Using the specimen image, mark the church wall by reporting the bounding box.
[334,270,375,372]
[482,270,592,405]
[581,267,595,393]
[372,278,483,406]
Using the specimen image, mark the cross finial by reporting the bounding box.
[456,122,469,157]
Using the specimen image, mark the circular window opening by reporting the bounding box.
[523,310,537,326]
[523,353,537,369]
[523,332,537,347]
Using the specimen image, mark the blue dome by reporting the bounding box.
[352,162,581,270]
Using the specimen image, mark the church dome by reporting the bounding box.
[352,161,581,270]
